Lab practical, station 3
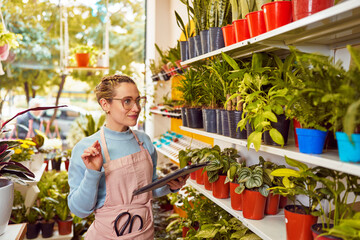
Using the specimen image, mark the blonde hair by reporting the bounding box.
[95,75,136,104]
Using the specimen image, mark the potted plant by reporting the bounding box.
[326,212,360,239]
[244,0,267,38]
[26,206,41,239]
[38,197,59,238]
[333,45,360,162]
[225,161,245,210]
[9,139,36,170]
[286,47,347,154]
[262,0,292,31]
[270,156,322,240]
[192,0,210,55]
[0,105,64,235]
[71,45,96,67]
[292,0,334,21]
[31,133,46,171]
[55,193,72,235]
[175,6,194,61]
[310,167,360,239]
[205,147,239,199]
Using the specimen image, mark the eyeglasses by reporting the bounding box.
[111,96,147,110]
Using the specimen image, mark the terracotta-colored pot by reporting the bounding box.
[65,160,70,171]
[279,196,287,208]
[212,175,229,199]
[242,189,266,220]
[203,171,212,191]
[265,192,280,215]
[230,182,242,210]
[75,53,90,67]
[44,159,49,171]
[284,205,318,240]
[57,218,73,235]
[196,168,204,185]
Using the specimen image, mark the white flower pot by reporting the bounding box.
[31,153,45,171]
[0,179,14,235]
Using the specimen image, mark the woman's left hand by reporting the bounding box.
[167,174,190,190]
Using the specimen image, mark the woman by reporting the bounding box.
[68,75,188,239]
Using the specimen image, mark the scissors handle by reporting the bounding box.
[114,212,144,237]
[128,214,143,234]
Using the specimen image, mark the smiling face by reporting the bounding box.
[100,82,141,132]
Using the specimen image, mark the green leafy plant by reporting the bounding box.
[327,212,360,239]
[55,193,70,221]
[77,114,105,137]
[239,0,257,18]
[175,0,194,41]
[192,0,210,34]
[38,197,59,222]
[0,25,22,49]
[269,156,322,215]
[176,67,204,107]
[10,139,36,162]
[208,0,232,28]
[11,190,26,224]
[71,45,96,54]
[26,207,40,224]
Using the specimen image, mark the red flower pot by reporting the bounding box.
[311,223,342,240]
[293,119,302,148]
[284,205,318,240]
[182,226,190,238]
[203,171,212,191]
[196,168,204,185]
[222,25,236,46]
[230,182,242,210]
[75,53,90,67]
[292,0,334,21]
[233,19,250,43]
[190,171,196,180]
[212,175,229,199]
[57,219,73,235]
[242,189,267,220]
[265,192,280,215]
[246,10,267,38]
[262,1,292,31]
[44,159,49,172]
[65,160,70,172]
[279,196,288,208]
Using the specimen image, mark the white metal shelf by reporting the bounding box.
[150,109,181,117]
[180,126,360,177]
[187,179,286,240]
[181,0,360,64]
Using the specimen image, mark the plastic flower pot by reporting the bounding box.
[221,110,230,137]
[194,35,203,56]
[279,196,287,209]
[195,168,204,185]
[203,171,212,191]
[188,37,196,58]
[242,189,267,220]
[296,128,328,154]
[336,132,360,162]
[222,25,236,47]
[265,192,280,215]
[233,19,250,43]
[246,10,267,38]
[186,108,203,128]
[26,222,40,239]
[57,219,73,235]
[204,109,217,133]
[212,175,229,199]
[190,171,196,180]
[216,109,223,135]
[64,159,70,171]
[311,223,342,240]
[75,53,90,67]
[292,0,334,21]
[230,182,242,211]
[284,205,318,240]
[246,120,254,138]
[40,220,55,238]
[293,119,302,147]
[181,107,188,127]
[51,158,62,171]
[263,114,290,146]
[180,41,189,61]
[262,1,292,31]
[200,30,210,54]
[209,27,225,51]
[44,159,49,171]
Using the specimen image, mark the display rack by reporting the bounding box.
[24,230,73,240]
[0,224,26,240]
[150,109,181,117]
[181,0,360,65]
[154,134,211,164]
[187,180,286,240]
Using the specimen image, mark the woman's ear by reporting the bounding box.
[99,98,110,113]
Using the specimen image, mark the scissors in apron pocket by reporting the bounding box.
[114,212,144,236]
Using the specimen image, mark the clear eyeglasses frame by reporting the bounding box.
[111,96,147,110]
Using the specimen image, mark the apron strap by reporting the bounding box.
[100,127,111,163]
[130,129,145,150]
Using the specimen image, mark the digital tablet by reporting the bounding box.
[133,162,209,196]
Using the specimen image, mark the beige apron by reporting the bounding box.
[85,128,154,239]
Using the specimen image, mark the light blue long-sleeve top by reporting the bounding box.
[68,126,171,218]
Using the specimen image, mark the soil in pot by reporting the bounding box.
[263,114,290,146]
[26,222,40,239]
[311,223,342,240]
[284,205,318,240]
[212,175,229,199]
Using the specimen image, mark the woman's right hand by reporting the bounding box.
[81,140,103,171]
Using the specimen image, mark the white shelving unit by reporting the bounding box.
[180,126,360,176]
[187,180,286,240]
[150,109,181,117]
[154,134,211,164]
[181,0,360,65]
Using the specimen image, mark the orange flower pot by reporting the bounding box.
[75,53,90,67]
[284,205,318,240]
[195,168,204,185]
[230,182,242,210]
[265,192,280,215]
[203,171,212,191]
[57,219,72,235]
[222,25,236,46]
[233,19,250,43]
[242,189,266,220]
[212,175,229,199]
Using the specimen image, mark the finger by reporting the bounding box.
[91,140,98,148]
[167,181,181,190]
[89,147,99,156]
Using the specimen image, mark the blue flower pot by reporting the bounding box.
[336,132,360,162]
[296,128,327,154]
